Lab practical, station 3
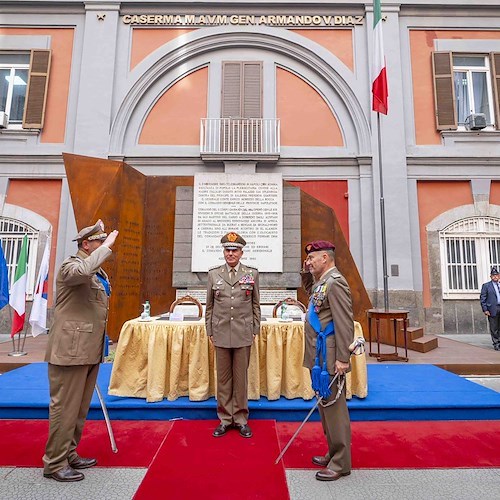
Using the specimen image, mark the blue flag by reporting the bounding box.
[0,243,9,310]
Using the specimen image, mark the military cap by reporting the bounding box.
[304,240,335,254]
[72,220,107,243]
[221,232,246,249]
[491,267,499,276]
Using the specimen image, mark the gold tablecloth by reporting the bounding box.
[108,318,367,403]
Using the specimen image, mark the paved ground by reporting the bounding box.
[1,465,500,499]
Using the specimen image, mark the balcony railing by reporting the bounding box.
[200,118,280,156]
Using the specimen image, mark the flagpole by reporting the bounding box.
[377,112,389,311]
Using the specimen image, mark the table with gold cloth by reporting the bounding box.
[108,318,368,403]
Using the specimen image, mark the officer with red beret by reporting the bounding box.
[301,240,354,481]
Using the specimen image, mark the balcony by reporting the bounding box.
[200,118,280,162]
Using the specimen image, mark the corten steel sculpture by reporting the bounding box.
[63,153,371,340]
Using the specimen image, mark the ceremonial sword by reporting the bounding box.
[95,383,118,453]
[275,336,365,465]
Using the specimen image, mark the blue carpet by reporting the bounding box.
[0,363,499,421]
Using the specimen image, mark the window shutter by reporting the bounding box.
[242,62,262,118]
[432,51,457,130]
[22,49,51,129]
[490,52,500,129]
[222,62,242,118]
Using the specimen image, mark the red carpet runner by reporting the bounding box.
[133,420,289,500]
[277,420,500,469]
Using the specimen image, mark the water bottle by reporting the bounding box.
[141,300,150,319]
[281,302,288,320]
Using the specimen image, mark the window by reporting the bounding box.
[0,53,30,126]
[432,51,500,131]
[0,49,51,129]
[221,61,263,153]
[0,218,39,300]
[440,217,500,298]
[453,55,494,127]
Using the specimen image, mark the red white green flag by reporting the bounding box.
[372,0,388,114]
[9,235,28,337]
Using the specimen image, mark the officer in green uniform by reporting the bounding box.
[205,232,261,438]
[301,240,353,481]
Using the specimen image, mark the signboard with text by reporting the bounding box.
[191,173,283,272]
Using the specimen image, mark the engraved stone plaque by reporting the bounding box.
[192,173,283,272]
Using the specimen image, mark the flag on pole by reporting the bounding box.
[0,243,9,310]
[9,235,28,337]
[29,237,50,337]
[372,0,388,114]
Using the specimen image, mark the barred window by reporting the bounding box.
[440,217,500,298]
[0,217,39,300]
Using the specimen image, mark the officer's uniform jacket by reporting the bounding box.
[206,263,261,348]
[301,267,353,374]
[45,246,112,366]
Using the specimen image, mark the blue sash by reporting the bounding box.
[96,272,111,356]
[307,301,335,398]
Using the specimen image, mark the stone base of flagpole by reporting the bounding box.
[8,351,28,357]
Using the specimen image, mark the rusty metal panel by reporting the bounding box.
[64,153,193,340]
[297,186,372,334]
[142,176,194,317]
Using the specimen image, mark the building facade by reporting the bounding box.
[1,0,500,336]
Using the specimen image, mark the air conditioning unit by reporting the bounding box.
[0,111,8,129]
[465,113,487,131]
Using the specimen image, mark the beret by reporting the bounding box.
[304,240,335,254]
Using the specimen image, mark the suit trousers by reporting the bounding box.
[317,375,351,474]
[43,363,99,474]
[215,345,251,426]
[487,308,500,349]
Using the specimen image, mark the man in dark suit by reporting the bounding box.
[480,267,500,351]
[301,240,353,482]
[205,232,260,438]
[43,220,118,482]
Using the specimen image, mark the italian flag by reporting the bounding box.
[372,0,388,114]
[10,235,28,337]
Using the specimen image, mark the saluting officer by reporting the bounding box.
[43,220,118,482]
[205,232,261,438]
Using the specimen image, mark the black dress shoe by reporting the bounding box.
[44,465,85,482]
[69,456,97,469]
[312,455,330,467]
[213,423,229,437]
[236,424,252,438]
[315,469,351,481]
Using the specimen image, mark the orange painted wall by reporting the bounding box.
[490,181,500,205]
[0,28,74,144]
[276,67,343,147]
[130,28,196,70]
[139,67,208,145]
[416,181,472,307]
[288,180,349,242]
[291,29,353,71]
[410,30,500,145]
[6,180,62,305]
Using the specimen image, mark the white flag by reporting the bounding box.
[29,237,50,337]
